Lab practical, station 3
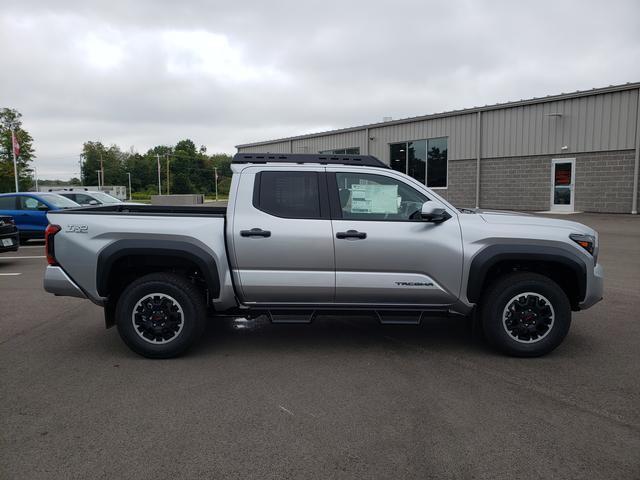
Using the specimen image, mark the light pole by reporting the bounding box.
[157,154,162,195]
[214,167,218,201]
[127,172,132,200]
[11,128,19,192]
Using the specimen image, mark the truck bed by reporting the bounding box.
[54,204,227,217]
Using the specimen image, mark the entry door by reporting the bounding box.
[550,159,575,212]
[328,169,462,306]
[231,167,335,304]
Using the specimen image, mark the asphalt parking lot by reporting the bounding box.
[1,213,639,479]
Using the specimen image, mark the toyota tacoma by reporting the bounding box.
[43,153,603,358]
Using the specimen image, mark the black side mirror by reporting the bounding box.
[37,205,49,211]
[420,201,449,223]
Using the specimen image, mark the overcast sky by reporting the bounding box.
[1,0,639,179]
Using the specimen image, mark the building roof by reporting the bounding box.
[236,81,640,149]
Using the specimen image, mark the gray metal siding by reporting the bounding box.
[237,88,639,162]
[238,140,291,153]
[291,130,368,154]
[481,89,638,158]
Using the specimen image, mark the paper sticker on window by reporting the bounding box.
[349,184,399,214]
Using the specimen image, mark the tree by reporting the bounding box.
[81,141,127,187]
[0,108,35,192]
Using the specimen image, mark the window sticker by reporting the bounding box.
[349,184,399,214]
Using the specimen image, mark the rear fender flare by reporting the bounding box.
[96,239,220,298]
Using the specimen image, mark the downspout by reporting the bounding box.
[475,110,482,209]
[365,127,370,155]
[632,88,640,214]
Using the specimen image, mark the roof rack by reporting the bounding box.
[232,153,389,169]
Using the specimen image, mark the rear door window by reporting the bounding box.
[253,171,324,219]
[0,196,17,209]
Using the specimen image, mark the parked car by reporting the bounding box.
[43,153,603,359]
[0,192,80,242]
[54,190,144,206]
[0,215,19,252]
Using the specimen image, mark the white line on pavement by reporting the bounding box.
[0,256,46,259]
[19,246,45,249]
[0,272,21,276]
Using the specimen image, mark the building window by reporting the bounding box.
[389,138,447,188]
[319,147,361,155]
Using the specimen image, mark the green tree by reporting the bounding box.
[0,108,35,192]
[81,142,127,187]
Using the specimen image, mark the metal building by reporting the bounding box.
[237,82,640,214]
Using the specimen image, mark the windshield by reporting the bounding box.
[43,194,81,208]
[90,192,122,203]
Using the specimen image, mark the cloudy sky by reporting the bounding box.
[1,0,639,179]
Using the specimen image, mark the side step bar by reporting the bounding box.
[249,309,450,325]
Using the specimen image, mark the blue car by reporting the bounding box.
[0,192,80,243]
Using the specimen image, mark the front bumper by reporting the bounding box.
[43,266,87,299]
[0,230,19,252]
[579,262,604,310]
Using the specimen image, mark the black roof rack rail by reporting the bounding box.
[232,153,390,169]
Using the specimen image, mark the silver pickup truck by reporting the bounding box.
[43,153,603,358]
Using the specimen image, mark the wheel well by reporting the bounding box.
[103,254,209,328]
[478,260,581,310]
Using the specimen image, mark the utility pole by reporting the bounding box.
[79,155,83,186]
[166,155,170,195]
[157,154,162,195]
[34,165,39,191]
[96,170,102,189]
[11,128,19,192]
[127,172,132,200]
[214,167,218,201]
[99,150,104,188]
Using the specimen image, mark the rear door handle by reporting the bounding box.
[336,230,367,239]
[240,228,271,238]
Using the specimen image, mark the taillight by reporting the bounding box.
[45,224,61,266]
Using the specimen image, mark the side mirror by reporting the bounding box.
[37,205,49,211]
[421,201,449,223]
[88,200,99,206]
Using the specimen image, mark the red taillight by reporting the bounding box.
[45,224,61,266]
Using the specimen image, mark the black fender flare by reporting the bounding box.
[466,244,587,303]
[96,239,220,298]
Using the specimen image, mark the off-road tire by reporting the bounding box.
[481,272,571,357]
[115,272,206,358]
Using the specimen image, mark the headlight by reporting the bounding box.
[570,233,596,258]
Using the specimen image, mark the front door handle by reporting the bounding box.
[240,228,271,238]
[336,230,367,239]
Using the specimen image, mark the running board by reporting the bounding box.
[251,308,450,325]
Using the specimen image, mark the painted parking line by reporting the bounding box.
[0,273,22,276]
[18,246,45,249]
[0,256,46,259]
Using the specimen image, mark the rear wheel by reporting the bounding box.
[480,272,571,357]
[115,272,206,358]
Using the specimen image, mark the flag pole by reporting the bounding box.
[11,128,19,192]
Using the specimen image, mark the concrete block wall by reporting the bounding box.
[480,155,551,211]
[437,159,477,208]
[479,149,637,213]
[573,150,636,213]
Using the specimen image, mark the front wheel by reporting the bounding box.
[115,273,207,358]
[480,272,571,357]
